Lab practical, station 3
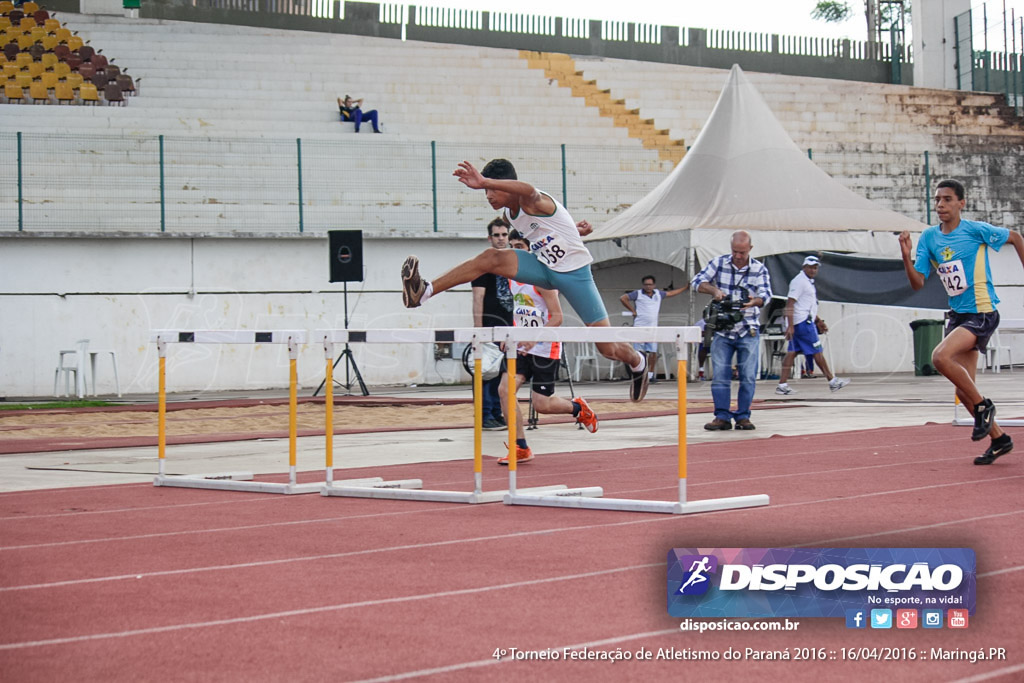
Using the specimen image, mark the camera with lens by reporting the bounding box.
[702,295,748,345]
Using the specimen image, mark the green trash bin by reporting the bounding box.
[909,319,945,376]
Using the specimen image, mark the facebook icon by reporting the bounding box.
[845,609,867,629]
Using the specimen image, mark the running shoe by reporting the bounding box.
[401,256,427,308]
[629,356,650,402]
[497,444,534,465]
[971,398,996,441]
[974,434,1013,465]
[829,377,851,392]
[573,397,598,433]
[775,383,794,395]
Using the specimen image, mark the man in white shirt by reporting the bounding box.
[619,275,687,381]
[775,256,850,395]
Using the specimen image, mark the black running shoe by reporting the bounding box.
[974,434,1013,465]
[629,357,650,402]
[971,398,996,441]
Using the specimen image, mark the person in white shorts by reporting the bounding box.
[401,158,651,401]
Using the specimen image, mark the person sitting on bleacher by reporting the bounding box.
[337,95,382,133]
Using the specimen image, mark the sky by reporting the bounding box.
[430,0,1024,48]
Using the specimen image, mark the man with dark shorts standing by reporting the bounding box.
[899,179,1024,465]
[473,218,514,430]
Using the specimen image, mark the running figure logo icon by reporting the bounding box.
[676,554,718,595]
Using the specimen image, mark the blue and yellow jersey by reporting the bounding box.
[914,219,1009,313]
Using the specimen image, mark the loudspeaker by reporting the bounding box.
[328,230,364,282]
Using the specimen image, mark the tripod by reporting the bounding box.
[313,282,369,397]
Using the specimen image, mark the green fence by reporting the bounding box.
[2,133,1022,233]
[954,4,1023,115]
[0,133,673,233]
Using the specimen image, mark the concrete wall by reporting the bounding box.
[913,0,971,90]
[5,234,1020,397]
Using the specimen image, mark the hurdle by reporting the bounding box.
[317,328,599,503]
[151,330,417,495]
[491,325,769,514]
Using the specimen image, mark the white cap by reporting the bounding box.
[802,255,820,267]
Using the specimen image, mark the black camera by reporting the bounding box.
[702,296,748,345]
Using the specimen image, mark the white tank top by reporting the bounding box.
[503,192,593,273]
[510,279,561,360]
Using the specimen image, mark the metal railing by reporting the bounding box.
[955,4,1023,115]
[3,133,1022,234]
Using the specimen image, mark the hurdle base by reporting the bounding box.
[952,418,1024,427]
[505,492,770,514]
[153,474,393,495]
[322,484,598,504]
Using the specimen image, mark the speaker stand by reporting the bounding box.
[313,282,369,397]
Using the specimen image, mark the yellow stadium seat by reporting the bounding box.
[0,16,11,30]
[40,52,56,68]
[79,81,98,103]
[14,71,30,87]
[29,79,46,101]
[27,60,43,77]
[55,27,71,43]
[53,61,69,77]
[0,1,13,12]
[65,71,82,89]
[17,34,33,49]
[40,70,56,89]
[23,1,40,12]
[44,19,60,32]
[19,17,36,30]
[15,51,30,67]
[67,36,83,51]
[4,82,23,102]
[30,27,45,42]
[41,35,56,50]
[2,63,16,78]
[54,80,73,103]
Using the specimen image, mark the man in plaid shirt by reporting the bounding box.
[690,231,773,431]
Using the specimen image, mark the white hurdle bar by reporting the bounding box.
[319,326,769,515]
[317,328,586,503]
[150,329,419,495]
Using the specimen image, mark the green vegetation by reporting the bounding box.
[0,400,118,411]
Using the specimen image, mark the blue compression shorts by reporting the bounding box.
[512,250,608,325]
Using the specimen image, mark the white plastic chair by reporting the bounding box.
[984,331,1013,373]
[54,339,88,397]
[571,342,600,382]
[87,347,122,396]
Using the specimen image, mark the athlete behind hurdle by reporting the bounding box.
[494,230,599,465]
[401,157,651,402]
[898,179,1024,465]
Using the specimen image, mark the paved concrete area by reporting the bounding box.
[1,372,1021,492]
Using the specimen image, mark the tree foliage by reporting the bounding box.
[811,0,853,23]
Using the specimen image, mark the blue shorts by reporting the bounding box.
[633,342,658,353]
[512,250,608,325]
[945,310,1000,353]
[787,320,823,356]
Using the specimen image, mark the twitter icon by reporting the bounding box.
[870,609,893,629]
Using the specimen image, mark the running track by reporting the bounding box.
[1,423,1021,682]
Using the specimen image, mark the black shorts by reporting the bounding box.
[511,353,560,397]
[945,310,1000,353]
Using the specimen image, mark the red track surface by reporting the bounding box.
[1,423,1021,682]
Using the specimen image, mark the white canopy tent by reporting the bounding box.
[584,64,928,270]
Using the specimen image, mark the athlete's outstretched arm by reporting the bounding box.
[453,161,555,215]
[898,231,926,291]
[1007,230,1024,269]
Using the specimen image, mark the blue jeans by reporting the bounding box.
[351,108,379,133]
[481,374,503,421]
[710,333,760,422]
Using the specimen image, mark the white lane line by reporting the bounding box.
[4,496,1023,593]
[354,629,679,683]
[0,564,654,651]
[6,460,1019,553]
[0,495,281,521]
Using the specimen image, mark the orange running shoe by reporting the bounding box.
[573,397,598,433]
[497,444,534,465]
